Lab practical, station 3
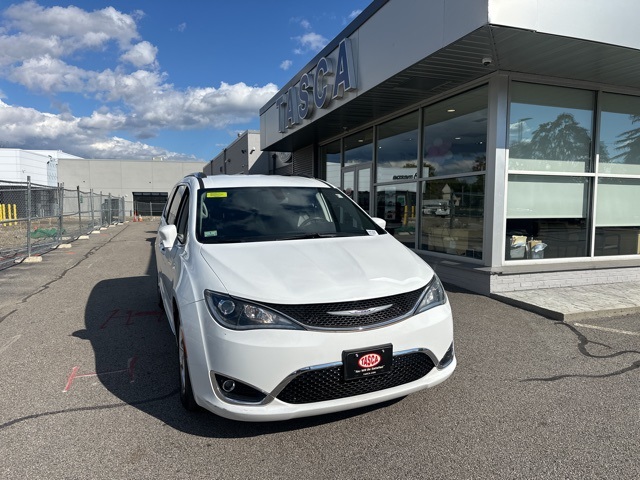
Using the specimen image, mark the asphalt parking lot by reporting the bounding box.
[1,222,638,479]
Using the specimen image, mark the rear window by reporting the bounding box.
[196,186,386,243]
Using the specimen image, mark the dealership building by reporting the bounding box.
[259,0,640,295]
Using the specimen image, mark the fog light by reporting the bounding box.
[213,373,267,404]
[221,379,236,392]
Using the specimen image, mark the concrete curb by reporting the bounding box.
[491,293,564,320]
[492,290,640,322]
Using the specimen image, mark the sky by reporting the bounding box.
[0,0,372,162]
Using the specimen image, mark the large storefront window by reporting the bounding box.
[377,112,419,182]
[509,83,594,173]
[506,175,589,259]
[344,129,373,165]
[320,140,341,187]
[599,93,640,175]
[376,183,416,248]
[506,83,596,261]
[423,86,488,177]
[418,87,487,259]
[595,178,640,256]
[419,176,484,258]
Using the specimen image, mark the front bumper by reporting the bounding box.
[181,298,455,422]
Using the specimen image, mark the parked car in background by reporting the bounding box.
[422,199,451,217]
[155,173,456,421]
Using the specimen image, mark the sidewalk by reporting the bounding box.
[492,281,640,321]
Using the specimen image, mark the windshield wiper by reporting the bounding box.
[277,232,338,240]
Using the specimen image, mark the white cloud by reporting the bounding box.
[348,10,362,21]
[0,73,278,156]
[3,1,140,50]
[9,55,88,92]
[293,32,327,54]
[0,99,195,160]
[177,22,187,32]
[280,59,293,71]
[0,2,280,160]
[120,41,158,68]
[90,69,169,103]
[0,33,65,67]
[181,82,278,129]
[86,136,196,161]
[78,110,127,131]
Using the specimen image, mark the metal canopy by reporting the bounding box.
[267,25,640,153]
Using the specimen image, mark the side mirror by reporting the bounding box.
[158,224,178,249]
[371,217,387,230]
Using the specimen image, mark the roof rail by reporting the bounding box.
[186,172,207,179]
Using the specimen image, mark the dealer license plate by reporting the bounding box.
[343,344,392,381]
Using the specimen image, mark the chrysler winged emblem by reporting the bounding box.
[327,304,393,317]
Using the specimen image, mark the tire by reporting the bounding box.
[178,319,198,411]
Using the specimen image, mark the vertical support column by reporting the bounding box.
[108,193,112,225]
[77,186,82,236]
[26,176,32,257]
[90,188,95,229]
[485,74,510,269]
[99,192,103,227]
[58,182,64,243]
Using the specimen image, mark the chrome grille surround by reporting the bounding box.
[261,286,426,330]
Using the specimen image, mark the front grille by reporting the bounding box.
[263,286,425,329]
[276,352,434,404]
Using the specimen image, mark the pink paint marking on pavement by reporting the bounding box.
[63,366,80,392]
[63,356,138,392]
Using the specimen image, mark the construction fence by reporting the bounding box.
[128,201,166,220]
[0,177,126,270]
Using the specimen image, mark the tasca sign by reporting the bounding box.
[276,38,356,133]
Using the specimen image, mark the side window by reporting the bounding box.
[162,186,177,220]
[175,190,190,244]
[166,185,186,225]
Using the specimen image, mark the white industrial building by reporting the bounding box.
[58,156,207,215]
[0,148,207,216]
[0,149,83,186]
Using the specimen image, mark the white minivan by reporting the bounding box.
[155,173,455,421]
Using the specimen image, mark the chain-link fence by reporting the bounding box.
[129,201,166,219]
[0,177,125,270]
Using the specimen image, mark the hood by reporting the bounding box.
[199,235,433,304]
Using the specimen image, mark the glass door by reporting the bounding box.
[342,164,372,214]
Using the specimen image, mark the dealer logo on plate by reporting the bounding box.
[358,353,382,369]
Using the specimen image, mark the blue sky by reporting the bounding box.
[0,0,372,162]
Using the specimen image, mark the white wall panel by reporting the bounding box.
[489,0,640,50]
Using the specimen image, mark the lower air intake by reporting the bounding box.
[276,352,434,404]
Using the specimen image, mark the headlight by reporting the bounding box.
[204,291,304,330]
[414,275,447,314]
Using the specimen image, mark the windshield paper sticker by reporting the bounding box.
[207,192,227,198]
[204,231,218,237]
[366,230,378,236]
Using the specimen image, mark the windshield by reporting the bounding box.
[196,186,387,244]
